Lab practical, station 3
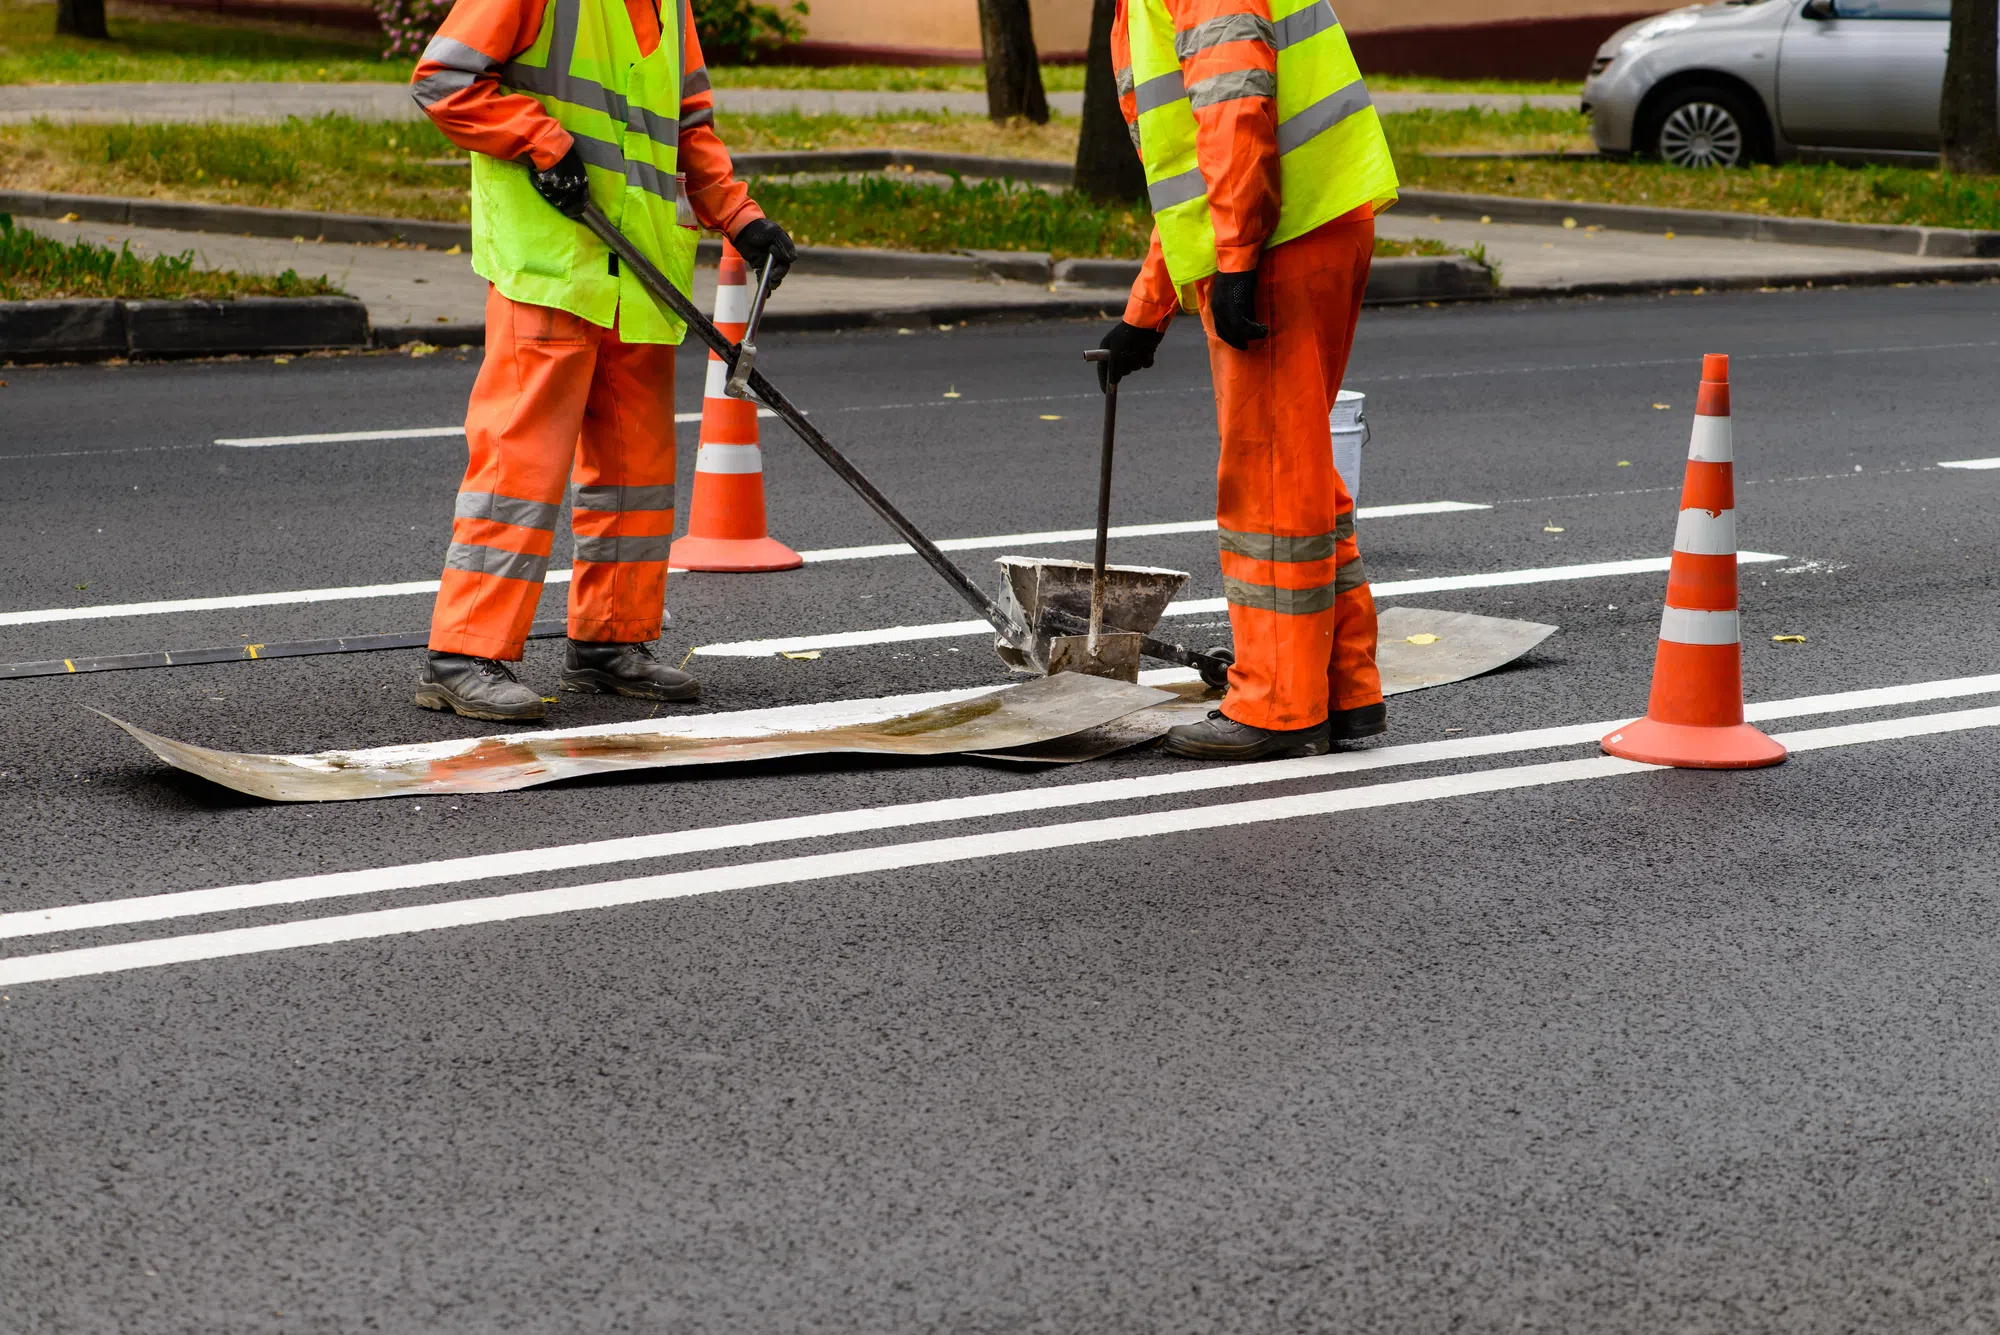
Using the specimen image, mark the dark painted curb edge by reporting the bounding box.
[1492,261,2000,302]
[1398,188,2000,258]
[2,296,369,363]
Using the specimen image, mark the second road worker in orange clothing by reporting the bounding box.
[406,0,794,721]
[1103,0,1400,760]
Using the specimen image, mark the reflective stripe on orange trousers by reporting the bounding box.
[1201,212,1381,733]
[430,287,678,660]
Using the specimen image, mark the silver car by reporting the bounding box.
[1584,0,1958,167]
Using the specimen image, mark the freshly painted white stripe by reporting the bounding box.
[1688,414,1732,463]
[1672,507,1737,556]
[693,442,764,475]
[15,669,1995,943]
[693,553,1787,658]
[0,570,573,627]
[215,427,465,447]
[1659,606,1740,645]
[793,502,1490,564]
[1938,457,2000,470]
[10,704,2000,987]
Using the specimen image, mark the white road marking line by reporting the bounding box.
[8,703,2000,987]
[8,670,1996,943]
[216,412,783,446]
[693,552,1788,657]
[794,502,1489,563]
[0,505,1487,628]
[1939,457,2000,470]
[215,427,467,448]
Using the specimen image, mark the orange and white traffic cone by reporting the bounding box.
[1602,353,1787,769]
[669,241,803,573]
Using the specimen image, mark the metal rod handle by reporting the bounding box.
[580,205,1018,642]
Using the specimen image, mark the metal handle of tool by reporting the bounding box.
[724,255,776,401]
[1081,349,1117,656]
[580,204,1019,642]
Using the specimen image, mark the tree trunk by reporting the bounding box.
[1074,0,1148,203]
[978,0,1049,124]
[1942,0,2000,173]
[55,0,109,40]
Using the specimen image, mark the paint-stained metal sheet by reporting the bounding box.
[98,673,1173,804]
[977,607,1557,763]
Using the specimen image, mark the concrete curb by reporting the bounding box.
[1497,261,2000,302]
[1,296,369,363]
[1397,188,2000,258]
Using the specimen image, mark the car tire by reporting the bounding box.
[1641,84,1770,168]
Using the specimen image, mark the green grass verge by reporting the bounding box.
[0,0,394,84]
[0,212,339,298]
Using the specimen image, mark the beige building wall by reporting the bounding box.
[799,0,1647,53]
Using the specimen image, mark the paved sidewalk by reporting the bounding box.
[0,82,1575,125]
[17,216,1131,331]
[1373,210,2000,292]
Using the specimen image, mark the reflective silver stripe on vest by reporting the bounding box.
[574,483,676,512]
[1218,526,1337,564]
[1176,12,1276,59]
[1277,77,1372,155]
[629,102,680,148]
[1223,575,1339,616]
[500,60,630,123]
[1274,0,1339,49]
[412,70,477,108]
[1133,69,1187,114]
[570,131,677,203]
[446,542,550,583]
[682,65,711,97]
[455,490,562,531]
[1115,65,1135,97]
[1147,165,1208,212]
[1189,67,1276,110]
[575,533,673,564]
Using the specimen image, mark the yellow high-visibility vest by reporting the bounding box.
[466,0,698,343]
[1123,0,1399,302]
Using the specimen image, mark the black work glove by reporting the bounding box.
[1210,269,1269,351]
[1096,320,1166,391]
[529,141,590,220]
[732,218,798,292]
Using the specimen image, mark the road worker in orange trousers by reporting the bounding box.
[1104,0,1400,760]
[407,0,795,720]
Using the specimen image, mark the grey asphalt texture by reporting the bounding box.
[4,283,2000,1332]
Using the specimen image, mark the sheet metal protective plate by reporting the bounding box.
[96,673,1173,804]
[977,607,1558,764]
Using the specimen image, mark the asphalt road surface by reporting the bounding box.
[4,284,2000,1333]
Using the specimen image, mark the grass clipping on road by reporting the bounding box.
[0,214,337,300]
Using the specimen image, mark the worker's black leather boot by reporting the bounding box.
[560,640,701,702]
[1327,700,1388,742]
[1161,710,1330,761]
[414,652,546,722]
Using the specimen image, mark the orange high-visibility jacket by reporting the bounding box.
[1113,0,1369,330]
[410,0,764,241]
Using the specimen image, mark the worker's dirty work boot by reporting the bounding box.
[1327,701,1388,742]
[415,652,547,722]
[1162,710,1330,761]
[560,640,701,702]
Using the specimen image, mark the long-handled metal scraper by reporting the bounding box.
[723,256,775,401]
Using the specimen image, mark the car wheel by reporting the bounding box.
[1647,85,1763,168]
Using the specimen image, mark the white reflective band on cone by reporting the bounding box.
[1672,507,1737,556]
[1688,414,1732,463]
[1659,606,1740,645]
[694,443,763,474]
[703,357,730,401]
[713,282,750,326]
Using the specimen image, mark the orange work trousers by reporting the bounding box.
[1201,212,1382,732]
[429,287,677,660]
